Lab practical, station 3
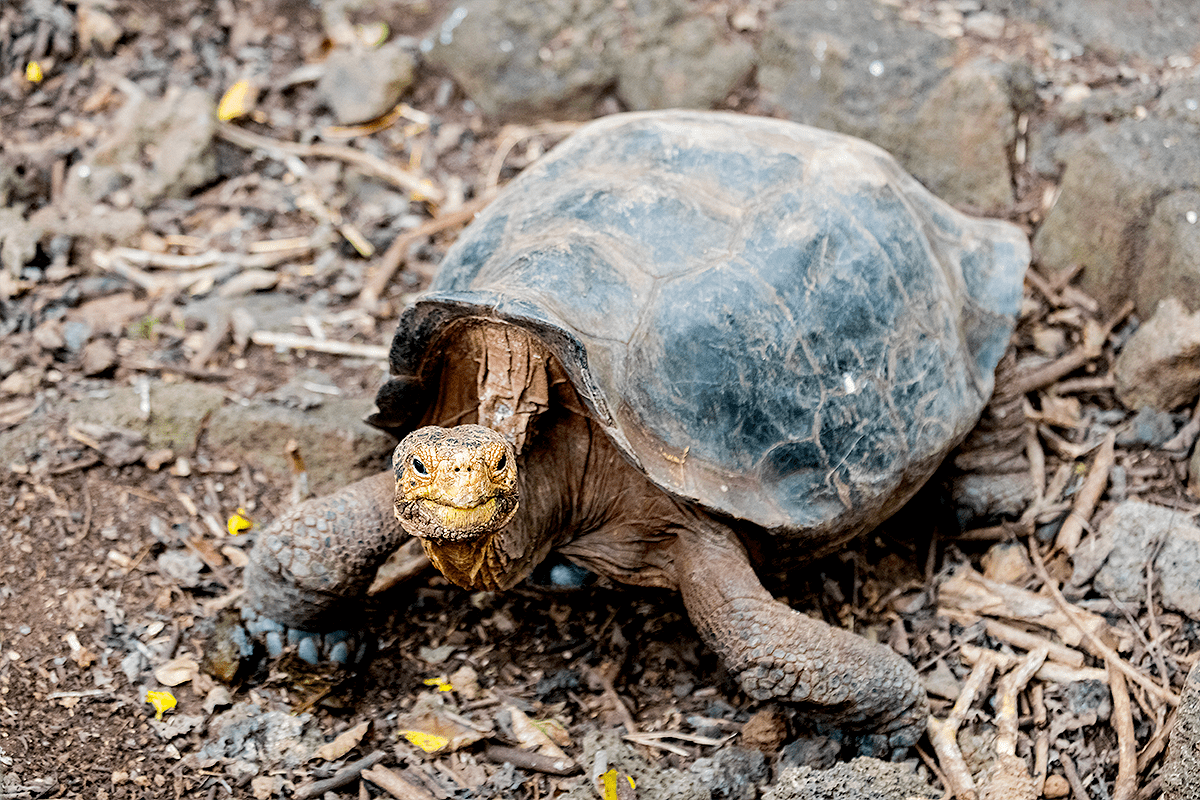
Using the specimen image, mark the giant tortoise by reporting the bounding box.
[243,110,1030,753]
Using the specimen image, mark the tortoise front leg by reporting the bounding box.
[673,524,927,756]
[245,470,414,635]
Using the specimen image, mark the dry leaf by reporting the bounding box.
[315,721,370,761]
[217,79,258,121]
[154,657,199,687]
[394,692,490,756]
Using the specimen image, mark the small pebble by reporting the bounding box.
[1043,774,1070,798]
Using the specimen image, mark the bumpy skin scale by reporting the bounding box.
[673,521,925,754]
[243,110,1031,753]
[245,471,404,631]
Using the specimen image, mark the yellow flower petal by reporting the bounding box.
[146,690,176,720]
[422,677,454,692]
[227,508,252,535]
[599,768,635,799]
[217,79,257,122]
[400,729,449,753]
[601,768,619,800]
[25,61,43,83]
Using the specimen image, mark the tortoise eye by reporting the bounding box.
[496,453,507,471]
[411,457,428,476]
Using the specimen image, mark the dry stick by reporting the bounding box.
[1137,706,1177,774]
[1107,661,1138,800]
[1023,267,1064,306]
[361,764,438,800]
[216,123,443,201]
[1054,429,1116,554]
[584,665,639,735]
[1031,683,1049,797]
[1029,541,1180,706]
[1007,300,1133,396]
[996,647,1049,759]
[978,647,1048,800]
[914,745,953,799]
[248,330,390,360]
[1054,375,1116,394]
[357,193,495,309]
[984,619,1084,667]
[927,653,999,800]
[485,121,583,189]
[1047,262,1084,293]
[483,744,581,776]
[293,751,387,800]
[1025,422,1046,506]
[1058,752,1089,800]
[959,644,1107,684]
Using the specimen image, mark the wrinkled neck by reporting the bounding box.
[420,528,550,591]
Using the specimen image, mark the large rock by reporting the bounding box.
[757,1,1014,210]
[1072,500,1200,618]
[68,380,395,495]
[65,85,218,208]
[764,757,938,800]
[904,58,1016,212]
[1033,119,1200,317]
[422,0,753,120]
[985,0,1200,62]
[1137,191,1200,313]
[1114,297,1200,411]
[317,41,415,125]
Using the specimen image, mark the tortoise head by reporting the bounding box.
[393,425,521,588]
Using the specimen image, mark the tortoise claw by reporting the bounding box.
[239,608,374,668]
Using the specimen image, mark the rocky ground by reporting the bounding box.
[2,1,1200,798]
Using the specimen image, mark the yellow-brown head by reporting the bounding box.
[392,425,519,542]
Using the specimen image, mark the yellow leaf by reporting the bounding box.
[146,690,176,720]
[423,676,454,692]
[25,61,43,83]
[599,768,635,799]
[601,768,619,800]
[217,79,257,122]
[227,508,252,535]
[400,729,449,753]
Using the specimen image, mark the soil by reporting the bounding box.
[2,1,1197,799]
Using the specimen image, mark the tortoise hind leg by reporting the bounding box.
[672,523,927,756]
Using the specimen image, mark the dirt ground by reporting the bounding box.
[2,1,1199,799]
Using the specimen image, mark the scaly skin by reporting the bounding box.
[673,522,927,755]
[245,470,404,631]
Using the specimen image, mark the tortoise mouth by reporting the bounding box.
[396,495,519,542]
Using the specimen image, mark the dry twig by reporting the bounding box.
[248,330,389,360]
[927,653,999,800]
[483,744,581,776]
[1029,542,1180,706]
[960,644,1107,684]
[361,764,439,800]
[1054,430,1115,554]
[357,192,495,310]
[1107,661,1138,800]
[217,122,443,201]
[293,751,387,800]
[1030,683,1049,796]
[978,647,1047,800]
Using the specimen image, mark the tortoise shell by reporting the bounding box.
[372,110,1029,541]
